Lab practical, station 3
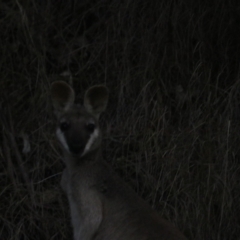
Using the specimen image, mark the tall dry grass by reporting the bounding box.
[1,0,240,239]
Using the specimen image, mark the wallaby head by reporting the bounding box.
[51,81,109,158]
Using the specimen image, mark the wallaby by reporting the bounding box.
[51,81,187,240]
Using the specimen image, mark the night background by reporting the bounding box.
[1,0,240,239]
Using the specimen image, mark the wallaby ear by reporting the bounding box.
[84,85,109,119]
[51,81,75,112]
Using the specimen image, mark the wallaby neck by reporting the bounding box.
[63,147,103,170]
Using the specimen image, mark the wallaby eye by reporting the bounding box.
[60,121,70,131]
[86,122,95,132]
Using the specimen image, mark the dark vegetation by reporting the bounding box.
[1,0,240,239]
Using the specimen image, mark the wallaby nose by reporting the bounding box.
[69,143,85,154]
[67,128,87,154]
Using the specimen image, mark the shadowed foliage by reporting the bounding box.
[1,0,240,239]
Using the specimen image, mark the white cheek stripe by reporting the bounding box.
[56,128,69,152]
[81,128,99,157]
